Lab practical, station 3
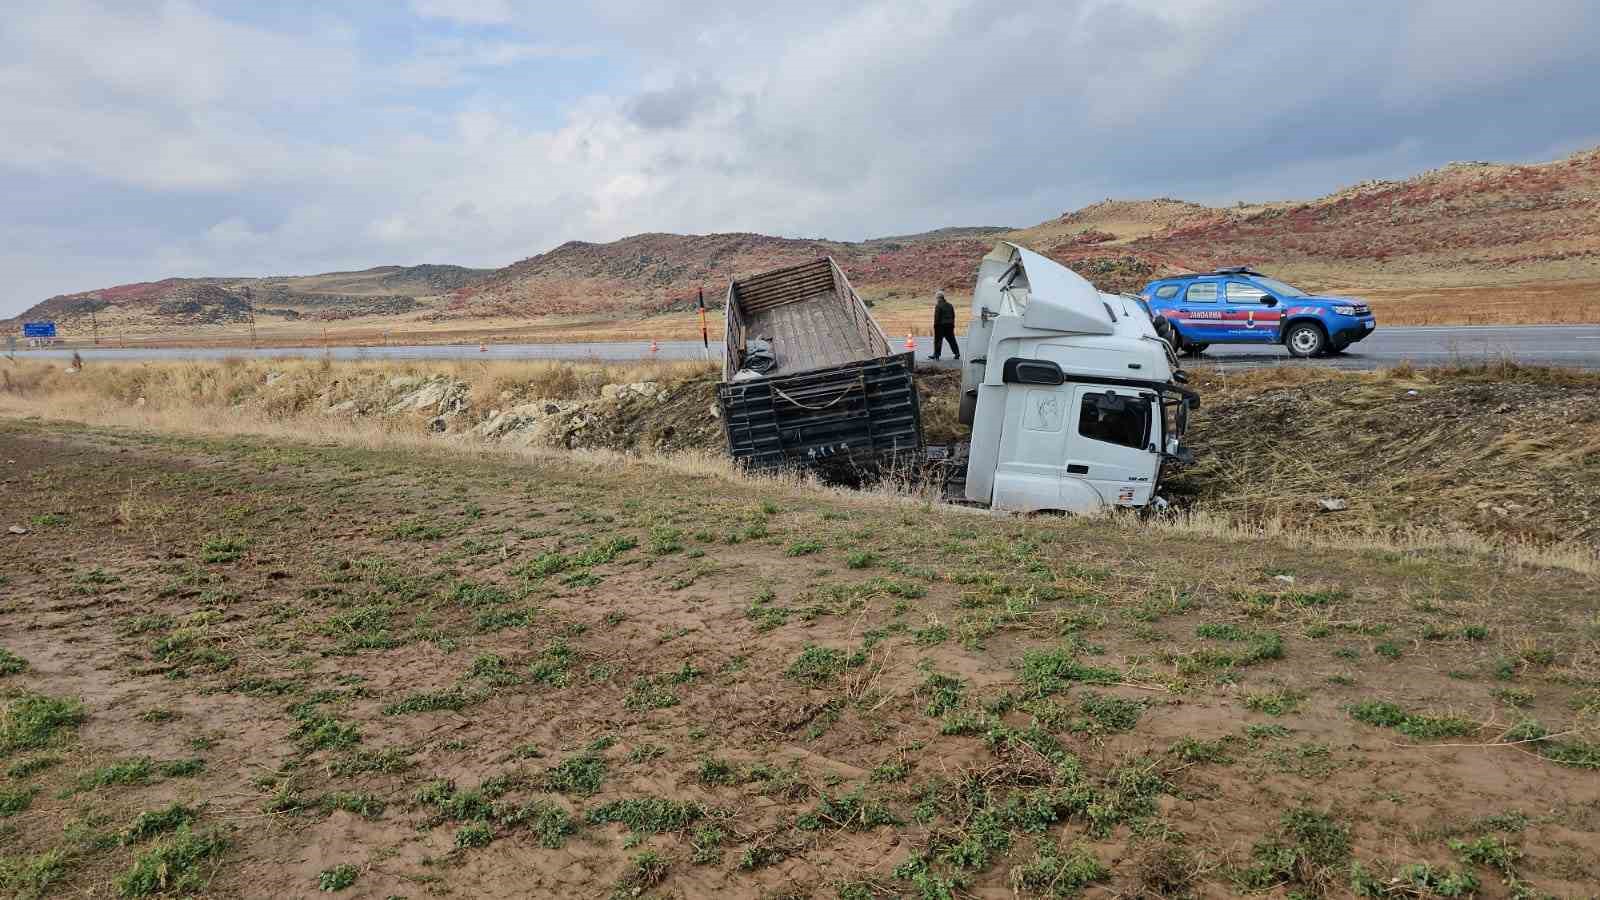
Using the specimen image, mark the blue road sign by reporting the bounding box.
[22,322,57,338]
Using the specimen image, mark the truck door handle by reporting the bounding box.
[1066,464,1089,475]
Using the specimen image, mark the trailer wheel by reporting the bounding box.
[1284,322,1327,358]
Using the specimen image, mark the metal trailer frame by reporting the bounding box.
[717,258,923,477]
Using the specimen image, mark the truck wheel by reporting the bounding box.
[1153,316,1177,349]
[1284,322,1327,358]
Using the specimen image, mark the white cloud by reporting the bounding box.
[410,0,516,25]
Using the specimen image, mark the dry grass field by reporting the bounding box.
[2,356,1598,899]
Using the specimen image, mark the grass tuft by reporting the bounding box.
[116,825,229,897]
[587,796,704,834]
[121,804,199,843]
[0,693,86,757]
[1347,701,1477,740]
[317,864,359,892]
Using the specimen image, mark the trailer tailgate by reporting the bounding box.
[717,352,922,473]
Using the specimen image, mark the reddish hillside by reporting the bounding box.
[436,231,1011,319]
[12,146,1597,333]
[1138,148,1600,278]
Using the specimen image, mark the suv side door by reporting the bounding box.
[1174,279,1224,343]
[1223,279,1281,343]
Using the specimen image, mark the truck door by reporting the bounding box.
[989,385,1072,512]
[1063,385,1160,507]
[1224,280,1280,342]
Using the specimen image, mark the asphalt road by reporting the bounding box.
[10,325,1600,370]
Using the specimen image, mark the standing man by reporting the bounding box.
[930,290,960,361]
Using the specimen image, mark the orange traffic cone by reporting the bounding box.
[478,343,487,352]
[904,333,916,352]
[649,338,659,354]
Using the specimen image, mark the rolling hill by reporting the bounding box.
[10,145,1598,335]
[11,265,496,332]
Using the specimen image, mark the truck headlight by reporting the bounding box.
[1333,305,1356,316]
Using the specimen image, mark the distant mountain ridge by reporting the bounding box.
[10,146,1597,330]
[12,264,496,328]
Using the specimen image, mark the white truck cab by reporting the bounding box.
[960,242,1197,513]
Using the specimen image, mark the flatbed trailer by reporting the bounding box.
[716,257,923,476]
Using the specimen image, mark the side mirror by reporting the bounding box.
[1260,295,1278,307]
[1001,357,1064,386]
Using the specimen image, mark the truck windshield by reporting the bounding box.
[1252,276,1307,297]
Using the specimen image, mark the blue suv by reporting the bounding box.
[1140,268,1377,358]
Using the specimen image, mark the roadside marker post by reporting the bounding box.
[697,288,709,361]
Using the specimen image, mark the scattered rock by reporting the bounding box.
[1273,574,1296,585]
[600,381,666,403]
[410,380,449,411]
[1316,498,1349,512]
[8,525,27,535]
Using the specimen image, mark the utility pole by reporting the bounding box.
[89,303,100,346]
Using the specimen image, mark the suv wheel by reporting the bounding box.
[1179,341,1209,357]
[1284,322,1327,358]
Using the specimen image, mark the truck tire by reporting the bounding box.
[1284,322,1327,358]
[1152,316,1177,349]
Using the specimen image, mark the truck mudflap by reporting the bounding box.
[716,352,923,479]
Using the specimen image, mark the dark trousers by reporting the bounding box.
[933,325,960,359]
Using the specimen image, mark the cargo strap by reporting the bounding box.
[772,379,861,412]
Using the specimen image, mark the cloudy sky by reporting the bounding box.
[3,0,1598,316]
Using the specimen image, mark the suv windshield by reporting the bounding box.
[1252,276,1306,298]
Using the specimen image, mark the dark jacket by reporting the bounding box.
[934,297,956,328]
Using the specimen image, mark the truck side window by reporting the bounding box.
[1184,282,1218,303]
[1079,392,1151,449]
[1154,284,1180,299]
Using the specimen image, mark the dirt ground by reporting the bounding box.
[1,418,1596,899]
